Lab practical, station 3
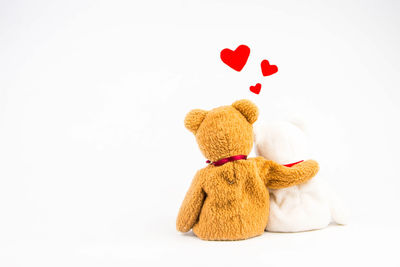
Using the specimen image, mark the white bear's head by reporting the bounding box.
[254,120,310,165]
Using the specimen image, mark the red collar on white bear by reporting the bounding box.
[283,160,304,167]
[206,155,247,167]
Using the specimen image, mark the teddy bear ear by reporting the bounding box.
[184,109,208,134]
[288,117,308,133]
[232,99,259,124]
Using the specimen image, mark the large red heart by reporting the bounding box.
[261,60,278,76]
[220,45,250,72]
[250,83,262,94]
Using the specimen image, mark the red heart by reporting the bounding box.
[220,45,250,72]
[250,83,262,94]
[261,60,278,76]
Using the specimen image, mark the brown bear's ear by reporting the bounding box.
[184,109,208,134]
[232,99,259,124]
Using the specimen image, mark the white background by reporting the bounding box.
[1,0,400,266]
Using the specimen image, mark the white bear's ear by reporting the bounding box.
[232,99,259,124]
[184,109,208,134]
[252,122,264,142]
[288,117,308,133]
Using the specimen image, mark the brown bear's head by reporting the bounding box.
[184,99,259,162]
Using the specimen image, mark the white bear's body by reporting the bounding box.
[254,121,346,232]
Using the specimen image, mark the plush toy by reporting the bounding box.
[254,120,347,232]
[176,100,320,241]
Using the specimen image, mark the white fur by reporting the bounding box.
[254,121,347,232]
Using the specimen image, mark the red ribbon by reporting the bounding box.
[206,155,247,167]
[283,160,304,167]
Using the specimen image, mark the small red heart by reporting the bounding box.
[261,60,278,76]
[220,45,250,72]
[250,83,262,94]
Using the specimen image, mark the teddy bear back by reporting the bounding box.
[184,100,259,163]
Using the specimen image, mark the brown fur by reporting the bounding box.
[177,100,320,240]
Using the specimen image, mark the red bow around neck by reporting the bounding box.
[283,160,304,167]
[206,155,247,167]
[206,156,303,168]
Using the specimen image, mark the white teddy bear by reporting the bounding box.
[254,120,347,232]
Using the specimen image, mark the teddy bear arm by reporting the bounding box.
[266,160,320,189]
[176,172,205,233]
[252,157,272,185]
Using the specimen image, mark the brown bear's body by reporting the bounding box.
[191,159,270,240]
[176,100,320,241]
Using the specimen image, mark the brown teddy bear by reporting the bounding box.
[176,99,320,241]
